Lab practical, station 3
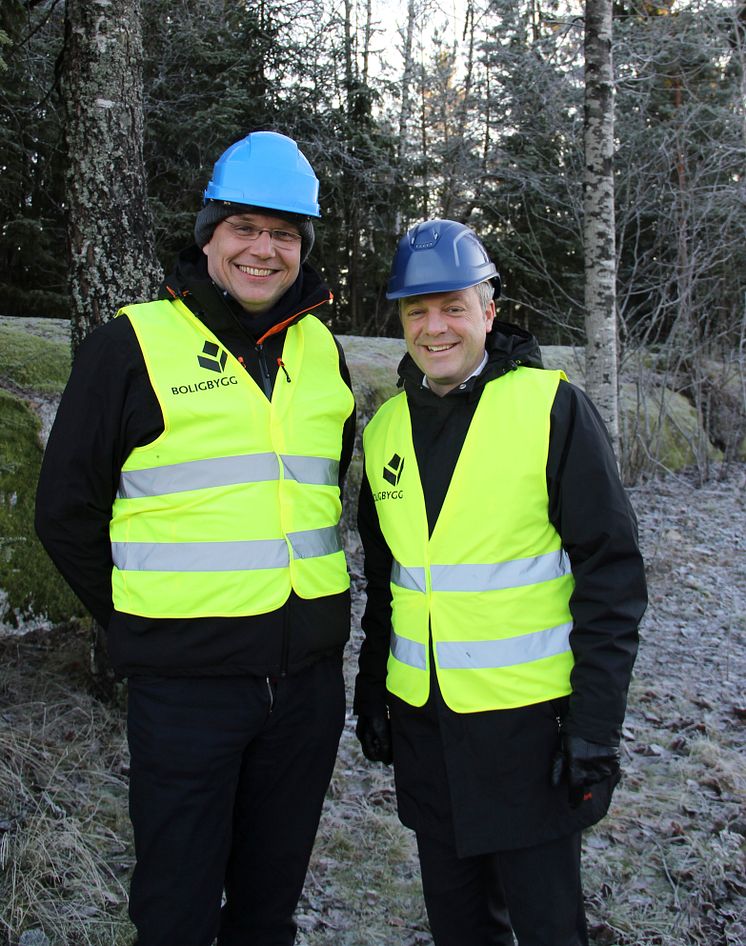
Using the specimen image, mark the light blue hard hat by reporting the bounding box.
[203,131,321,218]
[387,219,501,300]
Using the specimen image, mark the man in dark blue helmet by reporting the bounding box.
[36,132,355,946]
[354,219,646,945]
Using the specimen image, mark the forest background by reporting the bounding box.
[2,0,745,350]
[0,1,745,944]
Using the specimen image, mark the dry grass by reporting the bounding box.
[0,628,133,946]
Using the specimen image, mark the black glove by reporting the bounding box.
[355,713,393,765]
[551,734,620,808]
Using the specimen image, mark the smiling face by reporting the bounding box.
[202,212,302,314]
[400,287,496,396]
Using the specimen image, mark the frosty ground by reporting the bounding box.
[1,463,744,946]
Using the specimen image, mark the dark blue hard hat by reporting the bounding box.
[386,219,501,300]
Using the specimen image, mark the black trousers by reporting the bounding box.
[416,830,589,946]
[126,657,345,946]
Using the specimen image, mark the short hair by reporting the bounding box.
[398,280,495,316]
[473,280,495,311]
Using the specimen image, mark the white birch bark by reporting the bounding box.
[583,0,619,454]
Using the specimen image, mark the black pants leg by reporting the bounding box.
[415,833,515,946]
[497,833,588,946]
[126,659,345,946]
[217,659,345,945]
[416,831,588,946]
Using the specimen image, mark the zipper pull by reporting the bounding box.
[277,358,291,382]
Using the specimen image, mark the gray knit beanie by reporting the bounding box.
[194,201,315,263]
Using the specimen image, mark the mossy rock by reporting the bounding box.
[0,388,82,624]
[338,334,403,425]
[699,357,746,462]
[620,382,722,481]
[0,323,71,394]
[337,336,403,548]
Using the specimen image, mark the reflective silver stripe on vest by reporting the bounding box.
[281,455,339,486]
[118,453,280,499]
[436,621,573,670]
[390,628,427,670]
[430,550,571,592]
[112,523,342,572]
[391,561,427,592]
[391,550,570,595]
[288,524,342,560]
[111,538,289,572]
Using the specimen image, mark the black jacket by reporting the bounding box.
[35,247,356,679]
[354,322,647,854]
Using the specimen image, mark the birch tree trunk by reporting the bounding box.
[583,0,619,454]
[62,0,162,354]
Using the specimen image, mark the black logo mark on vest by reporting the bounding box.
[383,453,404,486]
[198,341,228,373]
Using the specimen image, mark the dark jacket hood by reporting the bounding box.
[397,319,544,397]
[159,244,332,344]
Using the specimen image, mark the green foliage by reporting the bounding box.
[0,389,82,625]
[0,0,68,319]
[140,0,405,336]
[0,29,11,73]
[466,2,588,342]
[0,0,743,354]
[614,3,746,348]
[141,0,282,268]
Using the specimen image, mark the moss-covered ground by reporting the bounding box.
[0,322,81,625]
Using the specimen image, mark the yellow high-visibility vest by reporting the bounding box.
[363,366,575,712]
[109,298,354,619]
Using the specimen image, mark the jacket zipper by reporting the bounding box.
[256,343,273,398]
[266,676,276,714]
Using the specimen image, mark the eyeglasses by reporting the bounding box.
[229,222,302,247]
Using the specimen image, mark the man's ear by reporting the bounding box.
[485,300,496,333]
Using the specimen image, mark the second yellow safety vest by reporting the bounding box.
[363,366,575,713]
[110,298,354,619]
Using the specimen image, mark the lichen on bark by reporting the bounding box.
[62,0,162,353]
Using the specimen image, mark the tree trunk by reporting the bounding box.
[62,0,162,354]
[583,0,619,454]
[62,0,162,686]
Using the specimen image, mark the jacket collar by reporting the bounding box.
[160,244,332,343]
[397,319,545,400]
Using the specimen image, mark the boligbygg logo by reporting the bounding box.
[170,342,238,395]
[198,341,228,373]
[373,454,405,501]
[383,453,404,486]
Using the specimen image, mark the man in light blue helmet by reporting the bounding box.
[36,132,355,945]
[354,220,646,945]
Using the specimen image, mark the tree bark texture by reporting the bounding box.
[63,0,162,353]
[583,0,619,453]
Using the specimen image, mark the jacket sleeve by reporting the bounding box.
[353,465,394,716]
[34,317,162,627]
[547,379,647,746]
